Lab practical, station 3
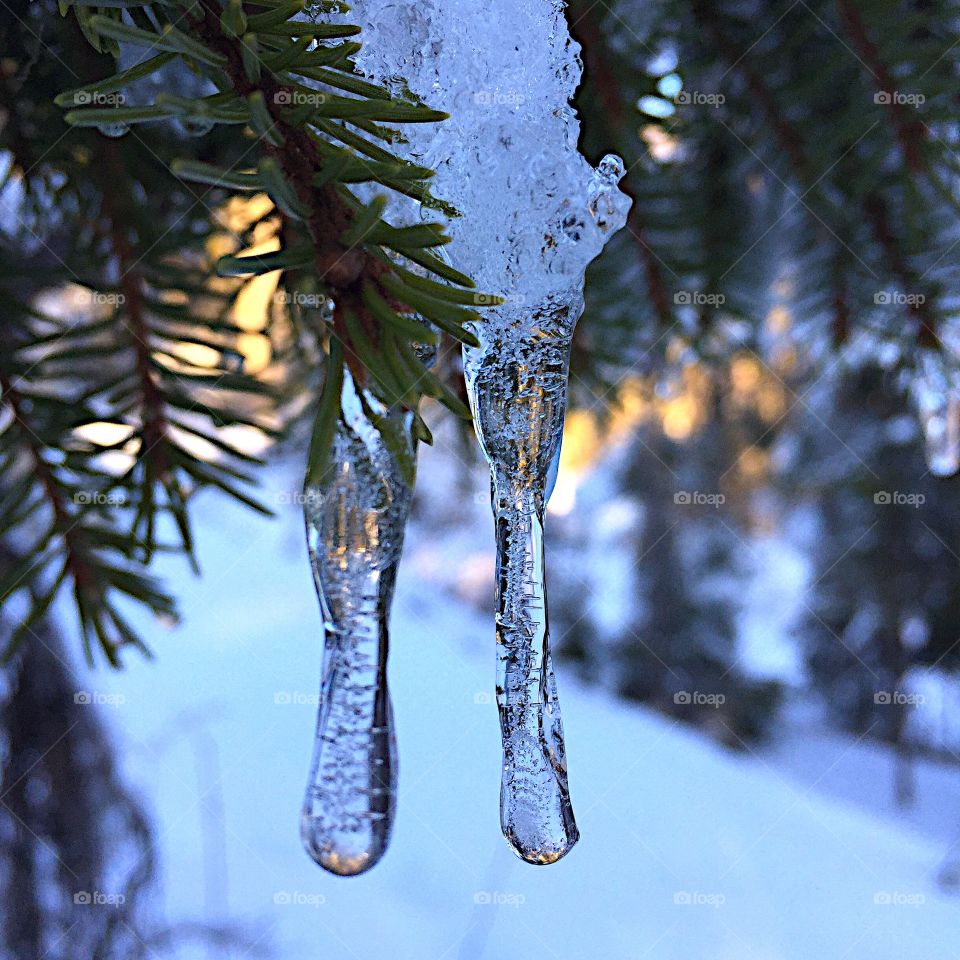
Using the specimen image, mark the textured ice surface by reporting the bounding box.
[342,0,631,862]
[301,373,413,875]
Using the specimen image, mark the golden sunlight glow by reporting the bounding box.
[661,393,698,440]
[730,354,762,395]
[548,410,601,516]
[236,333,272,374]
[158,289,189,308]
[71,422,137,475]
[205,232,236,264]
[769,342,796,374]
[756,383,787,422]
[221,192,275,233]
[548,365,721,516]
[641,124,680,162]
[772,277,795,300]
[72,421,135,447]
[737,446,768,480]
[166,342,221,369]
[608,376,651,438]
[766,305,791,335]
[560,411,601,472]
[231,236,281,333]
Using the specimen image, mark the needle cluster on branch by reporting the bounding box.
[0,0,498,663]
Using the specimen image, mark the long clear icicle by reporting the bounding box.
[339,0,631,861]
[465,164,630,863]
[301,371,413,876]
[467,296,579,862]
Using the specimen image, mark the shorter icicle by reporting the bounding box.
[301,370,414,876]
[911,352,960,477]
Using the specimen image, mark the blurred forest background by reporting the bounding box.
[3,0,960,957]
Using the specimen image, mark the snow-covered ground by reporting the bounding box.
[75,449,960,959]
[766,720,960,852]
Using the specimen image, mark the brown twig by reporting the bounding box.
[189,0,389,381]
[692,0,932,347]
[0,370,95,594]
[836,0,925,175]
[99,141,171,482]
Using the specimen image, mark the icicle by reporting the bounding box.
[338,0,631,861]
[911,351,960,477]
[300,369,415,876]
[464,161,629,863]
[468,312,579,863]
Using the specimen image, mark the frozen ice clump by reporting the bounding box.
[341,0,630,298]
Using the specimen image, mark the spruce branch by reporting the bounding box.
[59,0,503,498]
[1,0,500,663]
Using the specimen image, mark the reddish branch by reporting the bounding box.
[0,370,96,594]
[65,12,172,480]
[190,0,390,379]
[99,142,171,480]
[831,270,850,345]
[835,0,925,175]
[690,0,808,177]
[691,0,931,346]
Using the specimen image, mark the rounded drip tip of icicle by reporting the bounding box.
[300,812,392,877]
[504,825,580,865]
